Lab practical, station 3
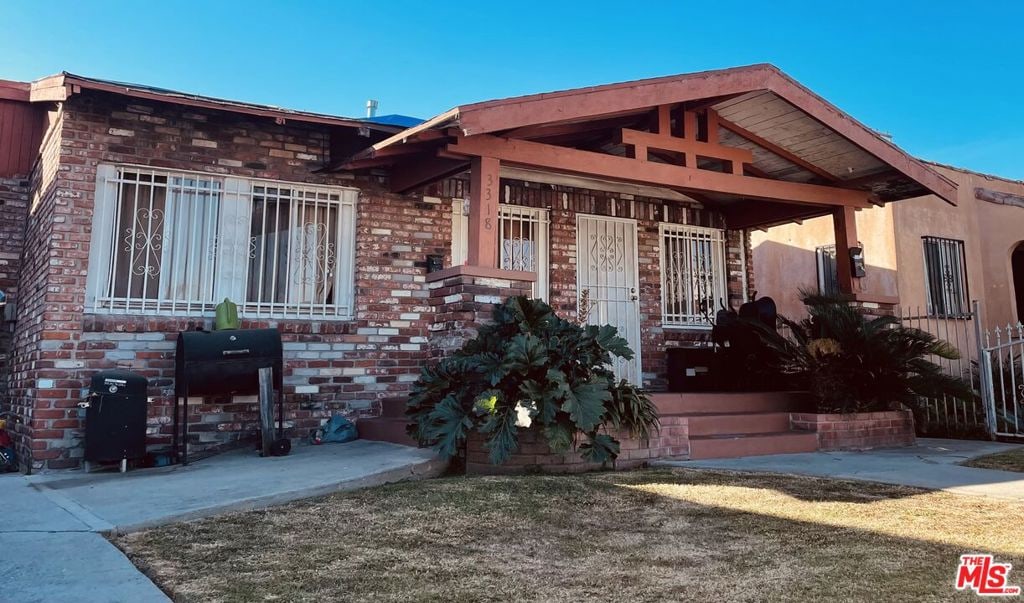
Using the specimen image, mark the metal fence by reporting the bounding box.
[979,322,1024,438]
[896,301,989,434]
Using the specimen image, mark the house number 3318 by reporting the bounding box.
[484,173,495,230]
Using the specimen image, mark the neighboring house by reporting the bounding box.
[752,163,1024,333]
[0,64,954,471]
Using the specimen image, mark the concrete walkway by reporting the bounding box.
[657,438,1024,501]
[3,440,443,602]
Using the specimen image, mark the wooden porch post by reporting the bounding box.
[832,205,859,295]
[468,155,500,268]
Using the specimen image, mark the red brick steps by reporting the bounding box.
[686,412,792,437]
[357,398,418,447]
[651,391,810,415]
[688,431,818,460]
[651,391,816,461]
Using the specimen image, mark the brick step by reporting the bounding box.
[650,391,810,415]
[381,397,409,418]
[357,417,419,447]
[688,431,818,460]
[682,412,793,437]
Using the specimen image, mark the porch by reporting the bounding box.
[335,64,957,390]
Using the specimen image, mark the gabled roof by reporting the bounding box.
[26,72,402,134]
[353,64,956,205]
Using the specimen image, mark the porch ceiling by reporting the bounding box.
[330,64,958,226]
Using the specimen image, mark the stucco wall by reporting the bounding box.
[750,205,897,319]
[751,163,1024,353]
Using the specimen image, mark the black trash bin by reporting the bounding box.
[83,369,148,472]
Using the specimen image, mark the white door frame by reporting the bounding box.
[575,213,642,384]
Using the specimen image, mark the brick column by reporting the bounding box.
[426,266,535,359]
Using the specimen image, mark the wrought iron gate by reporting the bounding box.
[979,319,1024,438]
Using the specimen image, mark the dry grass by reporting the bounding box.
[112,468,1024,603]
[964,446,1024,472]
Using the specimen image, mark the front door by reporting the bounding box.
[576,214,642,385]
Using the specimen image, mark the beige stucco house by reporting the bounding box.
[752,162,1024,333]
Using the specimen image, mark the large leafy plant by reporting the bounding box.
[407,297,659,466]
[756,292,973,415]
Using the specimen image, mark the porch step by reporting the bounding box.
[684,412,793,437]
[357,417,418,447]
[381,397,408,417]
[688,431,818,460]
[651,391,810,415]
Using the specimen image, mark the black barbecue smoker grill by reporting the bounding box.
[174,328,284,464]
[82,369,148,472]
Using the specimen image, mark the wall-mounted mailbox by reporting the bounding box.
[849,246,866,278]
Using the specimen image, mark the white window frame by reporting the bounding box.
[450,199,550,301]
[659,223,727,328]
[86,164,358,320]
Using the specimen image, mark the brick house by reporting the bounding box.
[0,65,955,471]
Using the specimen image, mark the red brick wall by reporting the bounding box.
[13,91,451,470]
[791,410,915,451]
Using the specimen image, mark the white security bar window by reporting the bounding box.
[922,236,969,318]
[660,224,727,327]
[450,199,550,301]
[86,165,357,319]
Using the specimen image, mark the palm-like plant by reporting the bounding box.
[406,296,659,466]
[757,292,973,415]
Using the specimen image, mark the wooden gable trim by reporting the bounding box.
[444,64,955,205]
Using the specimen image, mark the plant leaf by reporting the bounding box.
[590,324,634,360]
[579,432,620,464]
[506,333,549,373]
[423,394,472,459]
[543,422,574,454]
[561,375,610,432]
[481,407,519,465]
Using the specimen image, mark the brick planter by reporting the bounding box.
[465,416,688,475]
[791,410,915,451]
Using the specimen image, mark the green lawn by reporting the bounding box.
[113,468,1023,602]
[964,446,1024,472]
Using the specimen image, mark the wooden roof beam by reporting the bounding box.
[715,111,840,183]
[389,156,469,194]
[446,134,873,208]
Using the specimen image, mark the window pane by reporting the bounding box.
[661,225,726,326]
[93,167,353,319]
[247,188,339,308]
[112,174,167,300]
[923,236,968,317]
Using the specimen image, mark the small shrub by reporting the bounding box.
[407,297,659,466]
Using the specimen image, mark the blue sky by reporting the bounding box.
[2,1,1022,178]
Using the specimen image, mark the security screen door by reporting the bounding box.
[576,214,642,384]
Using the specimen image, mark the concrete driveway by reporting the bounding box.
[3,440,443,602]
[657,438,1024,501]
[0,476,169,603]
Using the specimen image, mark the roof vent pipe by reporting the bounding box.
[366,99,379,118]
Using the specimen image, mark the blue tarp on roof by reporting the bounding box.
[359,114,424,128]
